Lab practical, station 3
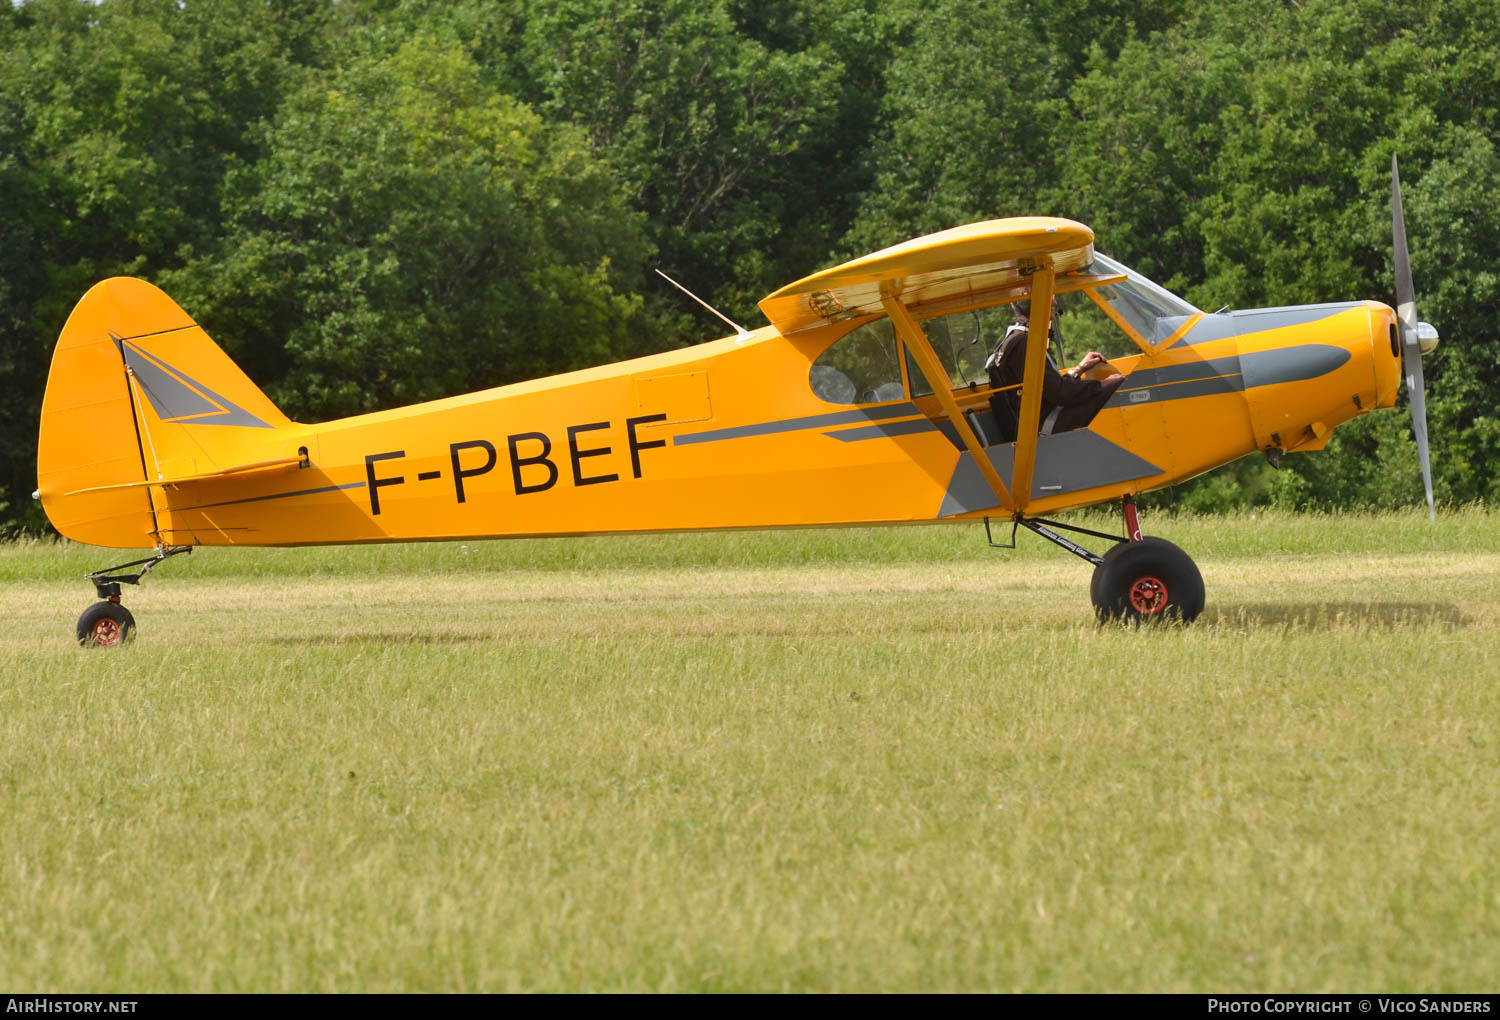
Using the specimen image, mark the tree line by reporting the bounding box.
[3,0,1497,533]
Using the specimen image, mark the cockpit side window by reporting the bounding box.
[905,308,1009,395]
[807,262,1184,405]
[809,317,906,405]
[1056,290,1141,362]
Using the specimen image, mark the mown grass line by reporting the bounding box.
[1,510,1496,991]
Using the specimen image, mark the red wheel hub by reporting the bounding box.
[91,618,121,646]
[1128,576,1168,615]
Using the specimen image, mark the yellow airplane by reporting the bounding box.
[38,158,1437,645]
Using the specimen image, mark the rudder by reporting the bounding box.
[37,277,292,548]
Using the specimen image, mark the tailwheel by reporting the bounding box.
[1090,537,1205,624]
[75,544,192,648]
[77,601,136,648]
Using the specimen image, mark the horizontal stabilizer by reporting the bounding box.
[64,455,305,496]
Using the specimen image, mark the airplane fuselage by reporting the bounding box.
[137,299,1400,548]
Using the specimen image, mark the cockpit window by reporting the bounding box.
[1055,289,1138,361]
[809,255,1198,404]
[906,307,1011,395]
[809,317,905,404]
[1083,253,1199,344]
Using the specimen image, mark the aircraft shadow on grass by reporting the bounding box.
[1202,601,1469,630]
[265,631,494,647]
[254,599,1470,646]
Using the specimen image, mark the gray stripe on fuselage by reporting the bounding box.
[1239,343,1350,389]
[1165,313,1237,347]
[1117,354,1243,390]
[1167,302,1365,349]
[1229,302,1367,336]
[1104,344,1349,408]
[823,417,938,442]
[937,431,1163,516]
[1106,370,1243,408]
[673,402,919,445]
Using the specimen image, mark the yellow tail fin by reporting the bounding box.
[38,277,294,548]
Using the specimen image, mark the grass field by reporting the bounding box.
[2,509,1497,992]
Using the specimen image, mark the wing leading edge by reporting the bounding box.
[757,217,1094,336]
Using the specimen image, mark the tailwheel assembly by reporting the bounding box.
[77,545,193,649]
[77,601,136,647]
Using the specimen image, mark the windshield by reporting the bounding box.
[1084,253,1199,344]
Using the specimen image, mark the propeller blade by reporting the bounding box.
[1392,155,1417,330]
[1392,154,1435,522]
[1403,338,1436,522]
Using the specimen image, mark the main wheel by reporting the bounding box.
[1090,537,1205,624]
[77,601,136,648]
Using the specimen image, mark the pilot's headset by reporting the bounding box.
[991,298,1063,371]
[986,299,1032,372]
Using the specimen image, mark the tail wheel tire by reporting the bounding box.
[77,602,136,648]
[1090,537,1205,624]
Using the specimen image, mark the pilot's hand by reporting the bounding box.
[1077,351,1108,373]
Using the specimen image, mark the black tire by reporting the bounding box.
[77,601,136,648]
[1090,537,1205,624]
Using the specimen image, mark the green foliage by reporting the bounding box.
[498,0,869,321]
[849,1,1053,245]
[851,0,1189,258]
[163,38,655,418]
[4,0,1500,531]
[0,0,313,533]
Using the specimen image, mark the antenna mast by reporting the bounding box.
[655,269,755,341]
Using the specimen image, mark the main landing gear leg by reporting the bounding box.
[986,497,1205,624]
[1090,496,1203,623]
[77,545,193,648]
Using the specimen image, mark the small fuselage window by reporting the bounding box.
[809,317,906,405]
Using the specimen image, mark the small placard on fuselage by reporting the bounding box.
[635,372,711,425]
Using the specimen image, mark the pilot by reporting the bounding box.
[985,297,1124,437]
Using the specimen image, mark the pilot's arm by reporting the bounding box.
[996,330,1122,409]
[1042,356,1110,409]
[1066,351,1125,389]
[1073,351,1109,375]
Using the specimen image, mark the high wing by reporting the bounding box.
[758,217,1094,335]
[760,217,1097,511]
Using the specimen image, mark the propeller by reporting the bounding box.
[1392,154,1437,522]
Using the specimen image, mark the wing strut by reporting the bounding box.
[880,290,1015,513]
[1009,267,1056,508]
